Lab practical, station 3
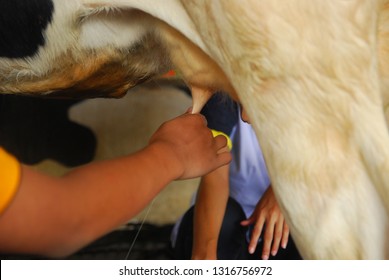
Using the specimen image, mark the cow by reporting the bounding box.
[1,0,389,259]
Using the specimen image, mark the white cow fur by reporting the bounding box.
[1,0,389,259]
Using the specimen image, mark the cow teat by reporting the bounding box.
[190,86,214,114]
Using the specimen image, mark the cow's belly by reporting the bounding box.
[0,38,168,98]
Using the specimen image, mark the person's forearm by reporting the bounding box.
[0,143,181,257]
[192,165,229,259]
[59,143,182,249]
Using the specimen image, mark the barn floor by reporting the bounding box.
[0,80,197,260]
[1,223,175,260]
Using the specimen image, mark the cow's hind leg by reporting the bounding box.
[244,79,389,259]
[224,0,389,259]
[379,0,389,128]
[182,0,389,258]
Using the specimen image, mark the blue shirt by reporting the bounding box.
[228,109,270,218]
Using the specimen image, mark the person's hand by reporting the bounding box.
[240,187,289,260]
[148,111,232,180]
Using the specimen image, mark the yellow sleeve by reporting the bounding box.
[0,147,21,215]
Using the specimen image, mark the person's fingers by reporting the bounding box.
[240,217,253,226]
[215,151,232,167]
[248,216,265,255]
[261,222,275,260]
[185,106,193,114]
[198,114,208,126]
[187,113,207,126]
[214,134,228,150]
[270,218,284,257]
[211,130,232,151]
[281,221,290,249]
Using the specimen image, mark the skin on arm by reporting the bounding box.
[191,162,229,260]
[0,113,231,258]
[240,186,289,260]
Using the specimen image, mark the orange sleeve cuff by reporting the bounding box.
[0,148,21,215]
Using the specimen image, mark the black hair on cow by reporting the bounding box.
[0,0,54,58]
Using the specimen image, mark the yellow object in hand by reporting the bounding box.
[211,130,233,151]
